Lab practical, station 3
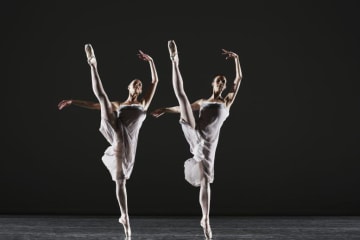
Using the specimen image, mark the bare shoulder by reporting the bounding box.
[192,98,206,106]
[224,98,234,109]
[191,99,205,110]
[111,101,122,110]
[138,98,148,110]
[193,98,205,105]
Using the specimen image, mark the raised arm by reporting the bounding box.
[137,50,159,110]
[58,99,119,111]
[222,49,243,108]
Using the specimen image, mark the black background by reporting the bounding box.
[3,1,360,216]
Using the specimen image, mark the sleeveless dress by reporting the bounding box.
[99,104,146,181]
[180,102,229,187]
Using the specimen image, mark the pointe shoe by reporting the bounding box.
[167,40,178,61]
[201,219,213,239]
[119,216,132,237]
[84,43,96,65]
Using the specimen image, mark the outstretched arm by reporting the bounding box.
[222,49,243,108]
[150,106,180,118]
[137,50,159,110]
[58,99,100,110]
[58,99,119,111]
[151,99,203,118]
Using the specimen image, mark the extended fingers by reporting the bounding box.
[137,50,151,61]
[58,100,65,109]
[221,49,230,59]
[153,113,162,118]
[222,49,238,59]
[58,100,71,110]
[150,110,163,118]
[137,50,144,58]
[58,102,65,110]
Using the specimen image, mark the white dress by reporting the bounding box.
[180,102,229,187]
[99,104,146,181]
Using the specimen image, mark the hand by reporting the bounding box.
[137,50,153,62]
[58,100,72,110]
[221,49,238,60]
[150,108,165,118]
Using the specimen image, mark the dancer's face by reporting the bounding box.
[212,75,227,92]
[128,79,143,95]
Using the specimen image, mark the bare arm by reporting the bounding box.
[151,99,203,118]
[58,99,100,110]
[151,106,179,118]
[137,50,159,110]
[222,49,243,108]
[58,99,119,111]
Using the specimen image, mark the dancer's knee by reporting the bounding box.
[200,177,210,187]
[175,91,188,103]
[115,179,126,188]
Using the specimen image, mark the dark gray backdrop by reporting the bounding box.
[3,1,360,215]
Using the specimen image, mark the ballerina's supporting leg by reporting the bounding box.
[115,179,131,237]
[200,177,212,239]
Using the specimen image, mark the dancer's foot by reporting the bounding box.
[119,215,132,238]
[201,218,213,239]
[84,43,97,67]
[168,40,179,63]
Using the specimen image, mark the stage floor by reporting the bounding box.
[0,215,359,239]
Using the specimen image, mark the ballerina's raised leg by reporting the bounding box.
[168,40,212,239]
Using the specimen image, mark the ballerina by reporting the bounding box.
[58,44,159,238]
[151,40,243,239]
